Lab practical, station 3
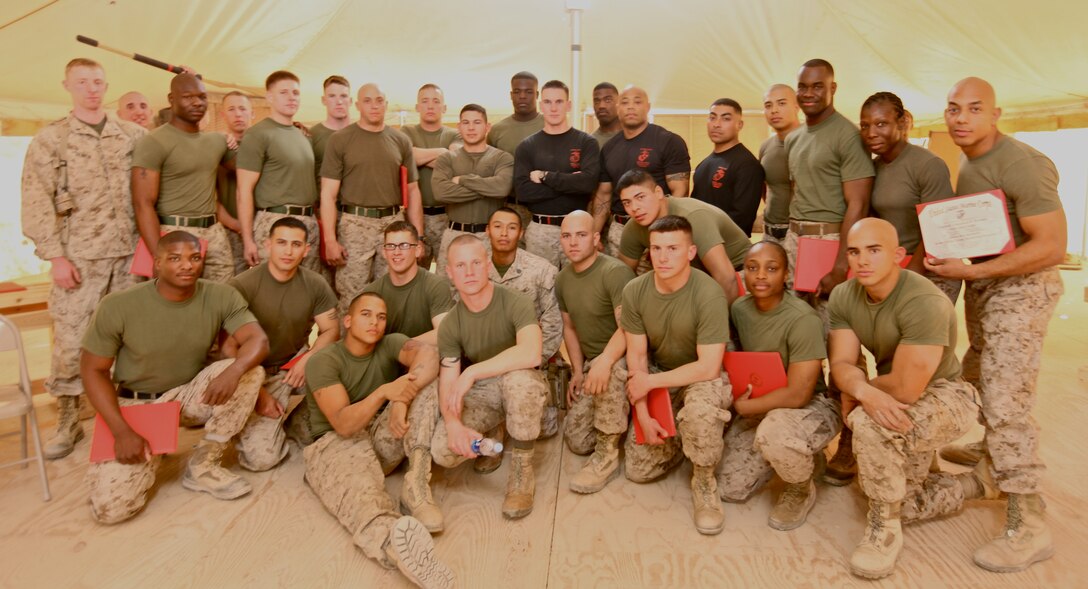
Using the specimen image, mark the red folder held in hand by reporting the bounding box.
[632,388,676,444]
[401,165,409,207]
[130,235,209,277]
[793,238,839,292]
[90,401,181,463]
[723,351,788,400]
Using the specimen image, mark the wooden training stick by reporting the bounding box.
[76,35,264,96]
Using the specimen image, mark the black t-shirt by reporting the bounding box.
[600,124,690,215]
[514,128,601,216]
[692,143,765,236]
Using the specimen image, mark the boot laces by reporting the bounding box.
[780,482,808,509]
[866,506,885,541]
[1004,495,1024,536]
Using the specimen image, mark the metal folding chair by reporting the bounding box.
[0,315,51,500]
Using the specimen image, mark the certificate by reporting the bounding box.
[916,190,1015,260]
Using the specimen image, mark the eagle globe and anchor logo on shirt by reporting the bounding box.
[711,165,728,188]
[637,147,654,167]
[569,148,582,170]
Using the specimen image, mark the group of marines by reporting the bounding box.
[19,54,1066,587]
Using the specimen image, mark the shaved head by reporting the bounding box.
[948,77,996,105]
[846,218,906,294]
[848,218,900,250]
[560,210,594,232]
[618,86,651,131]
[357,83,385,100]
[945,76,1002,157]
[168,73,208,126]
[116,91,152,128]
[764,84,795,100]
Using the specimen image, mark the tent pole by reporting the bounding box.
[567,3,584,129]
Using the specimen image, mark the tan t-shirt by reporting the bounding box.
[363,269,454,338]
[731,292,827,395]
[236,118,317,208]
[438,285,537,364]
[759,133,791,225]
[871,143,953,252]
[402,125,461,207]
[321,125,419,207]
[83,280,257,393]
[619,197,752,270]
[621,269,730,371]
[132,124,231,217]
[556,254,635,360]
[828,270,960,382]
[305,334,408,440]
[786,111,875,223]
[955,135,1063,251]
[229,263,337,367]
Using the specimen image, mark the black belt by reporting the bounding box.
[159,214,215,228]
[448,221,488,233]
[612,214,630,225]
[767,225,788,240]
[423,206,446,216]
[260,205,314,216]
[338,204,401,218]
[532,214,566,227]
[118,387,167,401]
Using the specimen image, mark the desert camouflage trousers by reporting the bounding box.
[335,212,401,316]
[963,267,1062,495]
[431,369,548,468]
[563,358,630,455]
[620,363,732,482]
[48,255,141,398]
[717,394,842,501]
[524,221,564,269]
[303,380,439,568]
[850,378,978,522]
[86,360,264,523]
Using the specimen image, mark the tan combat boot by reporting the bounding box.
[474,423,505,474]
[402,447,444,534]
[43,395,84,459]
[822,428,856,486]
[182,440,252,500]
[939,439,986,467]
[569,432,621,494]
[850,500,904,579]
[502,446,535,519]
[768,478,817,531]
[692,465,725,535]
[973,494,1054,572]
[384,516,455,589]
[957,454,1004,501]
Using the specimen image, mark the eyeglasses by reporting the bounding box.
[382,242,418,251]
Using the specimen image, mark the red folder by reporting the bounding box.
[735,272,746,296]
[130,235,209,277]
[632,387,676,444]
[90,401,181,463]
[847,255,912,278]
[793,238,839,292]
[281,354,302,371]
[723,351,788,399]
[0,281,27,293]
[400,165,409,207]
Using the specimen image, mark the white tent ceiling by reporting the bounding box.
[2,0,1087,125]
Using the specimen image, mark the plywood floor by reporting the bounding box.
[2,270,1087,588]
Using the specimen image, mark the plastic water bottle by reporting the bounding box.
[471,438,503,456]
